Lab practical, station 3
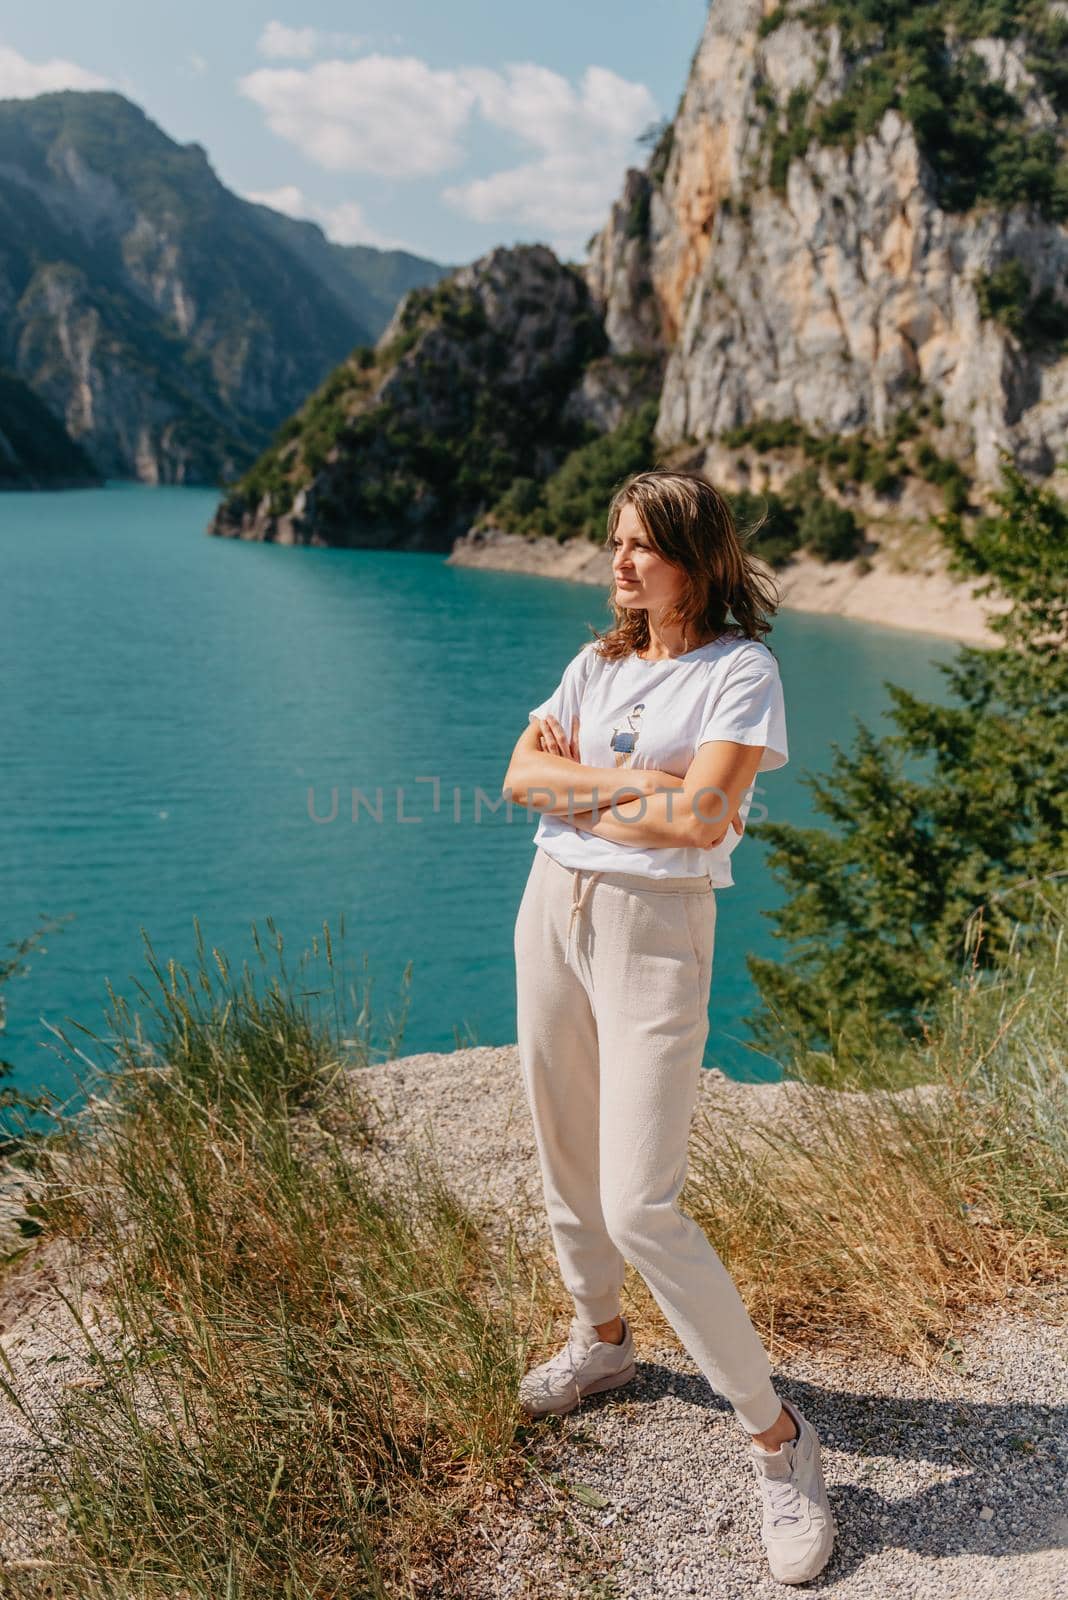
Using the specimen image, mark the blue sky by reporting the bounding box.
[1,3,708,266]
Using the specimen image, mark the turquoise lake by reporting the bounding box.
[1,484,963,1102]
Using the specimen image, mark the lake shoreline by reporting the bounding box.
[448,525,1012,648]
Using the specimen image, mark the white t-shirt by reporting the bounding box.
[525,628,789,885]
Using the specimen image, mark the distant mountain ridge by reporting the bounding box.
[247,205,456,348]
[0,91,450,486]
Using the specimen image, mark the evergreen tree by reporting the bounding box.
[745,455,1068,1081]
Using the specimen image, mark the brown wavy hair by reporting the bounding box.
[586,469,781,662]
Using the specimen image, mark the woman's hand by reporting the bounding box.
[533,718,688,797]
[531,713,580,762]
[535,717,744,837]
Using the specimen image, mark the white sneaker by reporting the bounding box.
[749,1396,836,1584]
[518,1313,636,1419]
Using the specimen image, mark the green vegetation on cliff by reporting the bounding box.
[484,399,661,542]
[695,407,975,570]
[975,259,1068,351]
[759,0,1068,219]
[0,370,101,488]
[214,247,608,547]
[481,400,919,566]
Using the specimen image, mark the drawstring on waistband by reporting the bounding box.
[565,869,602,975]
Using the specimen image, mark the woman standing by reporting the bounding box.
[504,470,835,1586]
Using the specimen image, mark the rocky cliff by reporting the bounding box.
[0,92,448,485]
[586,0,1068,486]
[209,245,607,548]
[0,368,100,488]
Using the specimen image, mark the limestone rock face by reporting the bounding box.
[210,244,606,548]
[373,244,599,432]
[585,0,1068,484]
[585,168,666,359]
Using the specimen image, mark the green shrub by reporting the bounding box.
[746,454,1068,1066]
[625,185,651,239]
[914,438,972,510]
[768,87,813,194]
[864,458,903,496]
[758,4,789,36]
[729,487,805,567]
[776,0,1068,220]
[721,417,807,452]
[798,496,861,559]
[648,119,675,184]
[487,400,659,541]
[976,259,1068,351]
[494,475,544,522]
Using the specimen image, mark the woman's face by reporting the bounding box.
[609,501,685,616]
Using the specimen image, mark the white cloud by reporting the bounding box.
[238,54,480,177]
[0,42,110,98]
[245,182,307,214]
[188,53,208,76]
[257,22,319,60]
[256,22,366,61]
[237,52,656,251]
[244,183,411,250]
[441,63,656,249]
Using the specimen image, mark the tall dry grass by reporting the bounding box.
[0,917,550,1598]
[683,878,1068,1364]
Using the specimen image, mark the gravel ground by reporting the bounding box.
[445,1286,1068,1600]
[0,1043,1064,1596]
[0,1231,121,1565]
[347,1045,1068,1600]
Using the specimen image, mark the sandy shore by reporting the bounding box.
[448,527,1012,648]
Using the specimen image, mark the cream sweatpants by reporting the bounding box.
[513,844,783,1437]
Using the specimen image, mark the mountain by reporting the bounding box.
[246,205,459,344]
[587,0,1068,485]
[0,368,100,487]
[0,91,449,486]
[210,245,608,548]
[210,0,1068,551]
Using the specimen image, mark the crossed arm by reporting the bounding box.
[501,713,763,850]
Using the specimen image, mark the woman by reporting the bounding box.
[504,469,835,1587]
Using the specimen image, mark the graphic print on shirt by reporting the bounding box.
[610,702,646,767]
